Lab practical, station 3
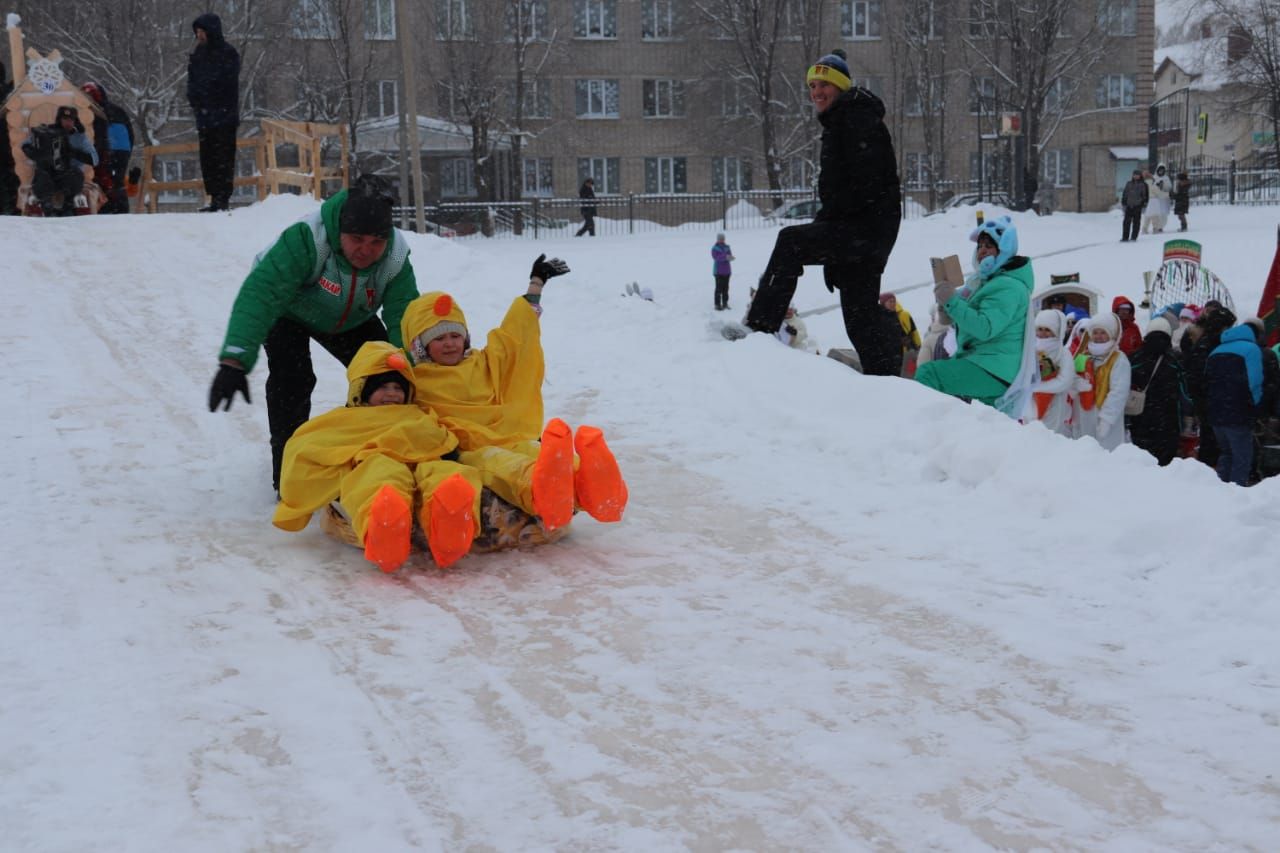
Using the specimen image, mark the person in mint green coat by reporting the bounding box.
[208,177,419,491]
[916,216,1033,407]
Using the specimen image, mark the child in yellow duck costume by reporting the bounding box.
[272,341,483,571]
[401,254,628,531]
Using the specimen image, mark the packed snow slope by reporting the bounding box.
[4,199,1278,851]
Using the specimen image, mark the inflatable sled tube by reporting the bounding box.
[320,487,570,561]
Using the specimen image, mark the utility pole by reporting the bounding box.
[395,0,426,233]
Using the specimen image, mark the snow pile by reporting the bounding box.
[3,199,1278,849]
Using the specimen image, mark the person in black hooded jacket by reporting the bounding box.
[1183,303,1237,469]
[1126,316,1186,466]
[742,48,902,375]
[186,12,241,212]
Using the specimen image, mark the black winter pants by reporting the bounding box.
[575,213,596,236]
[198,123,238,206]
[263,315,388,489]
[745,219,902,376]
[1122,207,1142,241]
[714,275,730,309]
[32,166,84,210]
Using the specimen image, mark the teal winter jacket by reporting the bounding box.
[943,257,1034,384]
[218,190,418,372]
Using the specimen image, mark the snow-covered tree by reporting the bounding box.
[962,0,1112,202]
[1199,0,1280,167]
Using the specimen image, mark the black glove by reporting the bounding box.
[530,253,570,283]
[208,364,250,412]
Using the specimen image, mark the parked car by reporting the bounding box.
[926,191,1016,215]
[764,198,821,223]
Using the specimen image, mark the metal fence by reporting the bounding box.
[1186,158,1280,205]
[392,190,819,240]
[388,183,1025,240]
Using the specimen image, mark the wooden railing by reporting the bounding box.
[139,121,349,212]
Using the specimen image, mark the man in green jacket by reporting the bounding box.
[209,178,419,491]
[916,216,1033,407]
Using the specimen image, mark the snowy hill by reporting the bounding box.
[4,199,1279,850]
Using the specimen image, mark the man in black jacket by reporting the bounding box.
[187,13,240,212]
[743,49,902,375]
[576,177,597,236]
[1120,170,1147,242]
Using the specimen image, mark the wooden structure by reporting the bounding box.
[3,19,104,214]
[139,120,348,212]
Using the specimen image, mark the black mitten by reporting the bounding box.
[530,253,570,282]
[208,364,251,412]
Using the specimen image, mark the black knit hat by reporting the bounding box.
[340,175,395,237]
[360,370,411,404]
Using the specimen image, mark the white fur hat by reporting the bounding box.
[1147,316,1173,338]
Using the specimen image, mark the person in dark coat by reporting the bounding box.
[1184,305,1237,469]
[186,12,241,212]
[80,82,135,214]
[1126,317,1186,466]
[1172,172,1191,231]
[743,48,902,376]
[21,106,97,216]
[575,177,596,236]
[1120,170,1147,242]
[0,60,18,215]
[1206,325,1264,485]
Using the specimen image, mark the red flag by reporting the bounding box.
[1261,228,1280,347]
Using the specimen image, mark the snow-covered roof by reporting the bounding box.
[1110,146,1147,160]
[354,114,511,154]
[1154,37,1232,91]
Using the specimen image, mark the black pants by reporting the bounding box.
[745,219,902,376]
[1122,207,1141,241]
[263,315,388,489]
[575,213,596,236]
[198,123,238,207]
[714,275,730,309]
[31,167,84,212]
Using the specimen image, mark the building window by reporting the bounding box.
[436,0,474,39]
[645,156,687,193]
[1043,78,1070,113]
[1041,149,1074,187]
[523,158,554,196]
[574,0,617,38]
[721,80,751,117]
[1095,74,1135,109]
[510,79,552,118]
[904,153,932,190]
[365,0,395,39]
[1098,0,1137,36]
[578,157,620,193]
[157,159,200,202]
[969,76,995,114]
[365,80,399,118]
[642,0,678,39]
[575,79,620,118]
[440,158,476,197]
[904,78,942,116]
[840,0,881,39]
[437,82,467,119]
[643,79,685,117]
[291,0,338,38]
[905,0,939,39]
[778,157,811,190]
[506,0,549,40]
[968,0,996,37]
[969,151,1003,186]
[711,157,752,191]
[850,76,884,98]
